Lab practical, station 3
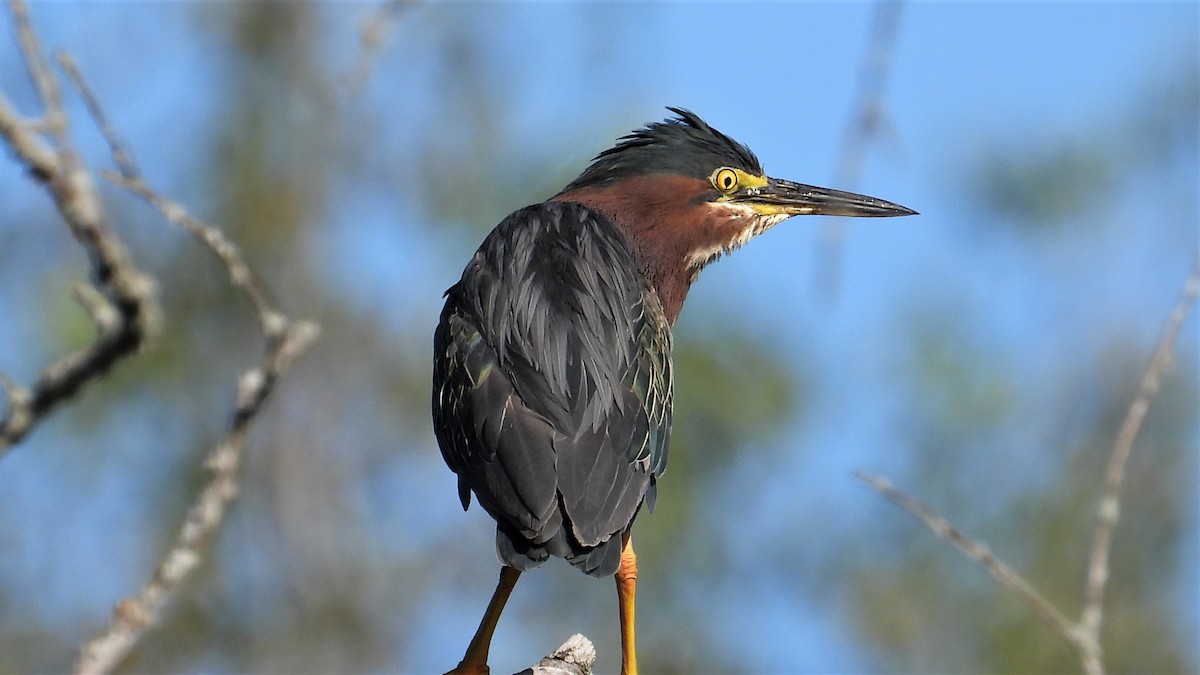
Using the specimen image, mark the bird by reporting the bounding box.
[432,107,916,675]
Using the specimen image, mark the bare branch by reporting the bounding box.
[7,0,64,137]
[814,0,906,304]
[73,319,318,675]
[856,250,1200,675]
[62,48,318,673]
[65,81,319,675]
[103,172,283,337]
[343,0,414,95]
[55,51,139,177]
[70,282,121,333]
[519,634,596,675]
[0,0,158,456]
[0,3,323,668]
[1077,250,1200,666]
[0,90,57,169]
[0,375,33,438]
[852,471,1084,644]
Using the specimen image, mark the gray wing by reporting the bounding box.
[432,201,672,576]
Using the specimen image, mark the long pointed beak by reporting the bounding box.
[735,178,917,217]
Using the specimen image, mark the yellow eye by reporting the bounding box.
[713,168,739,193]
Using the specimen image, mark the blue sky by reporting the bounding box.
[1,2,1196,673]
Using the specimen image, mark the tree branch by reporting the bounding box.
[73,318,317,675]
[55,50,139,177]
[342,0,415,95]
[64,78,319,675]
[0,0,158,456]
[814,0,907,304]
[1077,249,1200,672]
[519,634,596,675]
[856,251,1200,675]
[8,0,64,137]
[0,5,321,670]
[103,172,284,337]
[852,471,1083,645]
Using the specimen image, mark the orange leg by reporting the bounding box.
[447,566,521,675]
[615,534,639,675]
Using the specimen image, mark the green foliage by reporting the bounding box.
[634,327,804,567]
[971,60,1197,233]
[673,328,803,470]
[975,142,1114,228]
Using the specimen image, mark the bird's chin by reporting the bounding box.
[684,212,790,273]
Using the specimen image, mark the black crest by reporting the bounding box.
[561,107,763,192]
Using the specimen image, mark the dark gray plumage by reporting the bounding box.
[434,107,917,675]
[562,106,762,191]
[433,200,672,577]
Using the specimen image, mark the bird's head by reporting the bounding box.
[553,107,916,321]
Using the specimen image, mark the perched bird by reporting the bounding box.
[433,107,915,674]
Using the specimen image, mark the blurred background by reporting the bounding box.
[0,2,1196,673]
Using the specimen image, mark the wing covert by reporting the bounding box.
[432,201,673,576]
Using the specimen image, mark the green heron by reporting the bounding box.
[433,108,915,674]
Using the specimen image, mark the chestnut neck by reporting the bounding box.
[554,174,742,325]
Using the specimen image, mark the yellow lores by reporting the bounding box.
[686,167,791,271]
[710,166,769,194]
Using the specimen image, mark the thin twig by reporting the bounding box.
[814,0,906,304]
[0,0,157,456]
[8,0,64,138]
[55,44,319,674]
[855,251,1200,675]
[1077,250,1200,670]
[73,320,318,675]
[55,51,139,177]
[852,471,1084,645]
[4,4,317,671]
[103,172,283,336]
[343,0,413,95]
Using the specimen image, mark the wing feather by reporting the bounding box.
[433,201,672,577]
